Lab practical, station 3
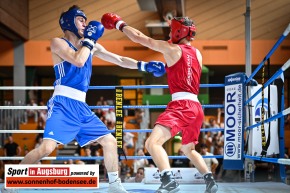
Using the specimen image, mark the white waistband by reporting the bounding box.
[172,92,199,102]
[53,85,86,102]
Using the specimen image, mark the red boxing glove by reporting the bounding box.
[101,13,127,31]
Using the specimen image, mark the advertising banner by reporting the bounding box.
[4,164,99,189]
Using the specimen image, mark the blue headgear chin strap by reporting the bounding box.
[59,8,87,39]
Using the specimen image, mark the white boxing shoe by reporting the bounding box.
[108,178,128,193]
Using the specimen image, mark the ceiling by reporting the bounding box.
[26,0,290,41]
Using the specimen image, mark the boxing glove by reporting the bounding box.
[101,13,127,32]
[137,61,166,77]
[82,21,104,50]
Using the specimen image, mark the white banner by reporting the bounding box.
[224,73,245,170]
[4,164,99,189]
[144,167,204,184]
[247,85,279,156]
[224,83,243,160]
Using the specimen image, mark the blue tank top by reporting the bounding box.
[53,38,92,92]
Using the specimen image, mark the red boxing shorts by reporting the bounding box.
[155,99,204,145]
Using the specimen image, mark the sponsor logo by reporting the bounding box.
[225,142,236,157]
[227,77,241,83]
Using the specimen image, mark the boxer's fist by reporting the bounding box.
[137,61,166,77]
[83,21,104,50]
[101,13,127,32]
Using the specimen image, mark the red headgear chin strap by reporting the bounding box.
[170,17,196,44]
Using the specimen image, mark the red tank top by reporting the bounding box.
[166,45,201,95]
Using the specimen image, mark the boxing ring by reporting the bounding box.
[1,26,290,193]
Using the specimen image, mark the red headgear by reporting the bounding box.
[170,17,196,44]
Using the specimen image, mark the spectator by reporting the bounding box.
[105,108,116,126]
[215,145,226,181]
[119,160,131,182]
[96,96,105,106]
[144,151,156,168]
[26,99,38,123]
[35,135,43,149]
[3,136,21,164]
[133,148,148,174]
[124,132,135,155]
[94,108,104,118]
[101,101,109,116]
[125,167,145,183]
[37,100,48,130]
[89,142,102,159]
[123,122,135,155]
[171,148,191,168]
[64,159,74,164]
[206,117,221,152]
[4,136,21,157]
[196,144,219,175]
[83,146,95,164]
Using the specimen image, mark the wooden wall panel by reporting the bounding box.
[28,0,290,41]
[0,0,28,39]
[0,40,13,66]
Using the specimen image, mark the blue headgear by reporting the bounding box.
[59,8,87,39]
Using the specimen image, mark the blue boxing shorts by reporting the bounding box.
[44,93,110,147]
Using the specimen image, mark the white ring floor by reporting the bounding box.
[1,182,290,193]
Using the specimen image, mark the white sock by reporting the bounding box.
[108,171,119,183]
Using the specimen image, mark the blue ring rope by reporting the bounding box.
[53,155,224,160]
[245,33,287,84]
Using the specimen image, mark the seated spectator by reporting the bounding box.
[101,101,109,116]
[128,109,143,125]
[133,148,148,175]
[82,146,95,164]
[64,159,74,164]
[125,167,145,183]
[96,96,105,106]
[123,122,135,155]
[195,144,219,175]
[119,160,131,182]
[94,108,104,118]
[89,142,102,159]
[105,108,116,126]
[124,132,135,155]
[171,148,191,168]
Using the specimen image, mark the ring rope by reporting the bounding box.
[246,107,290,130]
[0,104,224,110]
[245,58,290,105]
[0,128,224,134]
[245,23,290,84]
[0,84,225,90]
[245,155,290,165]
[0,155,224,161]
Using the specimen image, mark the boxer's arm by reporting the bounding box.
[93,42,138,69]
[93,43,166,77]
[101,13,172,55]
[50,38,91,67]
[123,26,170,53]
